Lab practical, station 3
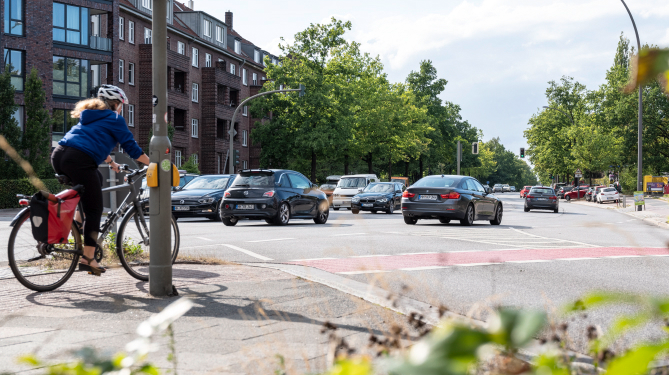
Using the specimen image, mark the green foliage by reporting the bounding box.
[480,138,537,187]
[0,64,21,179]
[146,122,175,151]
[180,154,200,174]
[22,68,52,179]
[0,179,64,209]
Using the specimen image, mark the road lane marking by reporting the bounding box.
[455,263,497,267]
[221,244,273,261]
[505,260,551,263]
[400,266,449,271]
[246,238,295,243]
[604,255,642,259]
[196,237,213,241]
[290,257,338,262]
[337,270,389,275]
[331,233,367,236]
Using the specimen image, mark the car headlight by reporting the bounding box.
[377,197,388,203]
[198,198,215,204]
[351,196,360,203]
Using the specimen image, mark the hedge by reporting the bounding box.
[0,179,65,209]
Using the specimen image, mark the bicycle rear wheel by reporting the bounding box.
[7,209,80,292]
[116,207,180,281]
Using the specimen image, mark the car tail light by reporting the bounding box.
[440,192,460,199]
[224,191,231,198]
[550,196,557,200]
[402,191,415,198]
[526,195,534,199]
[263,190,275,197]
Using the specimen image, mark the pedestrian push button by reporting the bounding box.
[146,163,159,187]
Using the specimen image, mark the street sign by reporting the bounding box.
[472,142,479,155]
[634,191,644,206]
[228,128,237,137]
[575,168,582,178]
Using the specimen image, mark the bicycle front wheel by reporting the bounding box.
[116,207,180,281]
[7,209,80,292]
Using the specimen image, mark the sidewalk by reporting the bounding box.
[571,197,669,229]
[0,263,416,374]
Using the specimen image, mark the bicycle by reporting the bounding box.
[7,165,180,291]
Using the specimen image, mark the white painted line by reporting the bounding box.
[505,260,551,264]
[331,233,367,237]
[290,257,338,262]
[603,255,642,259]
[398,252,438,256]
[455,263,497,267]
[196,237,213,242]
[337,270,389,275]
[221,244,273,261]
[399,266,449,271]
[555,257,599,261]
[650,254,669,257]
[246,238,295,243]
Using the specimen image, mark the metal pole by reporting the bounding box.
[620,0,643,211]
[228,88,302,174]
[456,140,461,175]
[149,0,173,296]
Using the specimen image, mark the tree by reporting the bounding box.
[568,122,624,185]
[22,68,51,179]
[0,64,20,179]
[180,154,200,174]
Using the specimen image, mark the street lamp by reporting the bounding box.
[620,0,643,211]
[228,84,305,174]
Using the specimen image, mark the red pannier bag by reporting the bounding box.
[30,189,81,244]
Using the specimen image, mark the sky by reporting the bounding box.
[193,0,669,160]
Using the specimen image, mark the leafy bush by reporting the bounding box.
[0,179,65,209]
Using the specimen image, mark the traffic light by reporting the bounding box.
[520,147,525,158]
[472,142,479,155]
[299,84,305,97]
[234,149,240,166]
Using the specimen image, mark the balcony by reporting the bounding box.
[89,36,112,52]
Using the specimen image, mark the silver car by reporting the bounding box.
[502,184,511,192]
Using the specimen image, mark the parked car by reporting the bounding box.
[557,186,574,199]
[320,175,341,206]
[220,169,329,226]
[401,175,503,226]
[391,177,410,189]
[520,186,532,198]
[493,184,504,193]
[596,187,619,204]
[524,186,559,213]
[502,184,511,192]
[331,174,380,210]
[563,185,590,201]
[171,174,235,221]
[510,186,516,192]
[351,182,403,214]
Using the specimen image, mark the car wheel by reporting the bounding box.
[333,207,340,211]
[524,206,530,212]
[565,195,571,201]
[352,209,360,214]
[347,207,351,210]
[314,204,329,224]
[490,204,503,225]
[460,204,474,226]
[438,218,450,224]
[265,219,274,225]
[386,201,394,214]
[403,216,418,225]
[222,217,238,226]
[274,203,290,226]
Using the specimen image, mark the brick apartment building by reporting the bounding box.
[1,0,274,174]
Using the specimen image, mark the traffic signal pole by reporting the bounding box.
[148,0,173,297]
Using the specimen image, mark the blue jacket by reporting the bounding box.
[58,109,143,165]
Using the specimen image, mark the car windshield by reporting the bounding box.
[364,183,394,193]
[338,177,367,188]
[320,184,336,190]
[231,173,275,188]
[413,177,459,188]
[604,188,616,192]
[494,184,502,187]
[183,176,230,190]
[530,188,554,195]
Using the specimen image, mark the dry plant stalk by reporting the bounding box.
[0,134,48,192]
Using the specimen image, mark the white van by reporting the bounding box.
[332,174,379,210]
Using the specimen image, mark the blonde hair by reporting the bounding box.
[70,98,121,118]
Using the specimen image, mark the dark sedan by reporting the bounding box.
[171,175,235,221]
[351,182,403,214]
[524,187,559,213]
[220,169,329,226]
[401,175,503,226]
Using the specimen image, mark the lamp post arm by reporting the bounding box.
[228,88,302,174]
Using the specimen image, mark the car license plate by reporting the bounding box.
[420,195,438,200]
[362,203,373,207]
[236,204,254,210]
[173,206,189,211]
[537,198,547,201]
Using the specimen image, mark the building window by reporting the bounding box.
[205,53,212,67]
[262,53,268,67]
[230,64,235,75]
[142,0,152,10]
[191,119,198,138]
[242,105,248,117]
[192,83,199,102]
[252,72,257,85]
[234,39,241,54]
[4,0,23,35]
[242,130,247,146]
[144,28,152,44]
[242,69,247,85]
[128,104,135,126]
[129,21,135,43]
[192,47,198,67]
[216,25,223,42]
[177,41,185,54]
[242,160,247,169]
[51,109,77,144]
[119,59,124,83]
[119,17,124,40]
[53,56,89,98]
[128,63,135,85]
[203,19,211,37]
[53,3,89,46]
[12,106,24,132]
[175,150,182,167]
[3,49,24,91]
[254,50,260,63]
[193,153,199,166]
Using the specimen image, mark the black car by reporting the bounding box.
[351,182,403,214]
[524,186,559,213]
[401,175,503,226]
[171,175,235,221]
[220,169,329,226]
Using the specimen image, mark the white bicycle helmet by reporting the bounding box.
[97,84,129,104]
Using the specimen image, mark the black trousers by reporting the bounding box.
[51,145,103,247]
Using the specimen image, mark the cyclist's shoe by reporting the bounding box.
[79,255,106,276]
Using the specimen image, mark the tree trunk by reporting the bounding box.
[419,157,423,177]
[311,150,316,182]
[388,156,392,181]
[405,160,409,178]
[344,154,349,175]
[367,152,373,174]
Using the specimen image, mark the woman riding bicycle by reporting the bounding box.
[51,85,150,276]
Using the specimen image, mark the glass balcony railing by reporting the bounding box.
[89,36,112,52]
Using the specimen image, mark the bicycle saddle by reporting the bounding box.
[55,174,72,186]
